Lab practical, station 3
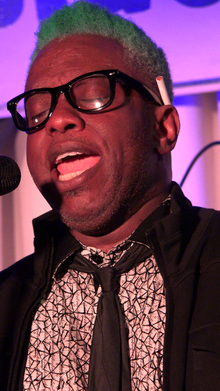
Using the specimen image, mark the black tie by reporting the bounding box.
[70,243,152,391]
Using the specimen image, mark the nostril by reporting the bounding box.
[65,124,78,131]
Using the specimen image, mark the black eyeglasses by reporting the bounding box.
[7,69,162,134]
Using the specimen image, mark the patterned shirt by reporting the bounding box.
[23,200,170,390]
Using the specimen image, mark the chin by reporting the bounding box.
[60,214,111,237]
[59,203,126,237]
[56,184,153,236]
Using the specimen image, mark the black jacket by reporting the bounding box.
[1,183,220,390]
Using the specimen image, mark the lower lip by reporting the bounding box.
[52,156,101,190]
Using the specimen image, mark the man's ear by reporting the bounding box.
[153,105,180,155]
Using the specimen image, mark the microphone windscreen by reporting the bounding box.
[0,156,21,195]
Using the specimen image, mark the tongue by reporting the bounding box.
[57,155,100,175]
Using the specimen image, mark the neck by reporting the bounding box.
[70,191,169,252]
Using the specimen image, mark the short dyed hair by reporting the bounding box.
[31,1,173,101]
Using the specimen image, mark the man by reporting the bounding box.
[1,1,220,390]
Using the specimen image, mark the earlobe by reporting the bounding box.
[153,105,180,155]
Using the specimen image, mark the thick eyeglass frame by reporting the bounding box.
[7,69,162,134]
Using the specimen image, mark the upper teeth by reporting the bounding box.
[55,151,83,165]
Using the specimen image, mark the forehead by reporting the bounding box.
[26,35,128,90]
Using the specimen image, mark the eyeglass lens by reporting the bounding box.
[16,74,112,131]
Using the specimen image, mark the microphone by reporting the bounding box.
[0,156,21,195]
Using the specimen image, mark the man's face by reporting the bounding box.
[26,35,159,235]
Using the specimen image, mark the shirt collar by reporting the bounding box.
[53,197,170,277]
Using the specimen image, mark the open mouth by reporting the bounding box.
[55,151,100,181]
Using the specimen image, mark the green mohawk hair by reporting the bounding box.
[31,1,173,101]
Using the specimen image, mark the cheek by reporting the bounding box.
[26,135,47,185]
[118,113,156,184]
[27,136,37,171]
[117,112,153,161]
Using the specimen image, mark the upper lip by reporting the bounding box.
[55,151,84,166]
[48,141,101,170]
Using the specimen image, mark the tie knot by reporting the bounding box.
[95,267,118,292]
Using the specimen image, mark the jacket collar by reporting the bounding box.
[31,182,194,279]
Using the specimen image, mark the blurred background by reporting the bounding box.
[0,0,220,269]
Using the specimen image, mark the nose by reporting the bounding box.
[44,94,85,135]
